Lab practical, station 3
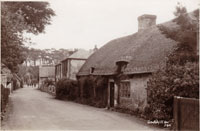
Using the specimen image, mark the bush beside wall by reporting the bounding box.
[55,76,108,108]
[146,62,199,121]
[78,76,108,108]
[55,78,78,100]
[40,79,56,95]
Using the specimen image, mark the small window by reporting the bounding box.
[90,67,95,74]
[120,81,131,98]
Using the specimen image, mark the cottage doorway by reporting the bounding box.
[110,82,115,107]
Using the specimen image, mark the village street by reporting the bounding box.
[1,86,163,130]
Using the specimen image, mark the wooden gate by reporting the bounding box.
[174,96,199,130]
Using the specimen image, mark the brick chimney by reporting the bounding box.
[138,14,157,31]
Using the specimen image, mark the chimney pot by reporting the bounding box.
[138,14,157,31]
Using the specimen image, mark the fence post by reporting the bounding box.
[174,96,177,130]
[174,96,181,130]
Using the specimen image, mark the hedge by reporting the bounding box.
[55,78,78,100]
[78,76,108,108]
[55,76,108,108]
[146,62,199,120]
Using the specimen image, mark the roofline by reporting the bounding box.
[61,58,87,62]
[77,70,153,77]
[40,65,55,67]
[138,14,157,20]
[61,57,68,62]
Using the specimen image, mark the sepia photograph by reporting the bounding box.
[1,0,199,130]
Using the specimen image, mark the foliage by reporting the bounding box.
[40,79,55,92]
[78,76,108,108]
[1,2,55,72]
[55,76,108,107]
[24,48,76,66]
[146,62,199,120]
[146,4,199,121]
[12,78,18,90]
[158,5,198,65]
[44,79,54,86]
[55,78,78,100]
[17,65,39,84]
[1,84,10,114]
[173,2,187,17]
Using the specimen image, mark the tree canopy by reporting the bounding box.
[23,48,76,66]
[158,4,199,65]
[146,4,199,122]
[1,2,55,72]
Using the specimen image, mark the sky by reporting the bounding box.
[25,0,199,50]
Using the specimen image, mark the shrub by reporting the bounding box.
[40,79,55,92]
[1,84,10,113]
[56,78,78,100]
[44,79,54,86]
[78,76,108,108]
[146,62,199,120]
[12,78,18,90]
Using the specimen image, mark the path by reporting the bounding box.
[1,86,163,130]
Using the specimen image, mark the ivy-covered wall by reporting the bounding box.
[77,76,108,108]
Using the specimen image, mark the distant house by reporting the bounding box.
[77,14,186,111]
[55,49,94,81]
[39,65,55,87]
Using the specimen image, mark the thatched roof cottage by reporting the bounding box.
[76,14,180,111]
[77,11,198,111]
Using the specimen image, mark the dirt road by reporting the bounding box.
[1,86,162,130]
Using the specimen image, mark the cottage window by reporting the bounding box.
[120,81,130,98]
[90,67,95,74]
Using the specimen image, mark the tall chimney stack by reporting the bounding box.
[138,14,157,31]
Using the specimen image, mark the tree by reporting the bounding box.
[146,63,199,120]
[1,2,55,72]
[146,4,199,121]
[28,48,41,66]
[18,65,39,84]
[158,4,199,65]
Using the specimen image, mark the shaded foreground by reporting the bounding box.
[1,86,163,130]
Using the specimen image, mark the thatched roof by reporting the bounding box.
[77,10,198,76]
[77,21,178,76]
